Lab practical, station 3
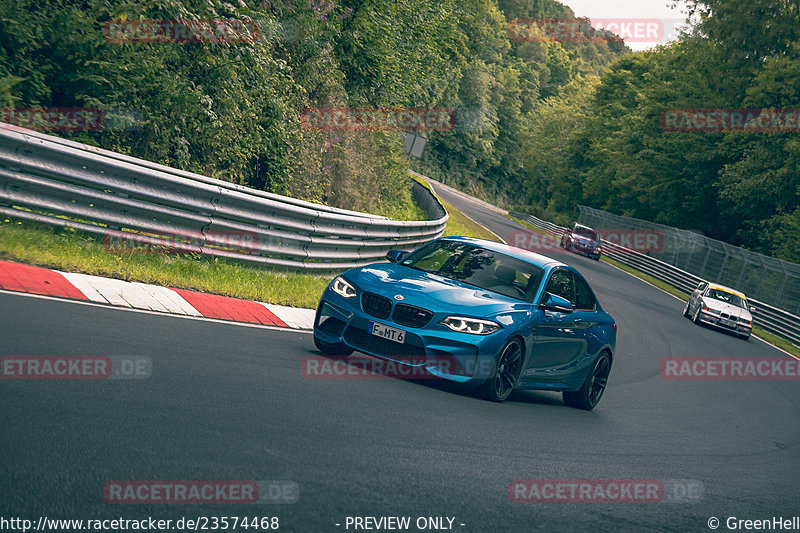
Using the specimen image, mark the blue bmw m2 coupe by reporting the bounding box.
[313,237,616,409]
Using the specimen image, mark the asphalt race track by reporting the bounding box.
[1,185,799,533]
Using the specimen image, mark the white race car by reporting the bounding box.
[683,282,755,340]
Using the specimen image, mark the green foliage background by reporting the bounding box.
[1,0,795,261]
[509,0,800,262]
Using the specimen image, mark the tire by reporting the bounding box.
[313,335,354,356]
[593,255,601,261]
[692,307,702,324]
[563,353,611,411]
[682,301,691,318]
[739,332,751,341]
[480,338,524,402]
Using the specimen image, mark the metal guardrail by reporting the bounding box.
[510,211,800,348]
[578,205,800,315]
[0,125,448,270]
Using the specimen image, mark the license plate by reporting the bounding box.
[718,318,735,327]
[369,321,406,344]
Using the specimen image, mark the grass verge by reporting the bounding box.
[507,214,551,236]
[601,255,688,301]
[601,255,800,357]
[411,175,500,242]
[0,219,332,309]
[0,178,499,309]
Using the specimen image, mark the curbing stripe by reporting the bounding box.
[136,283,204,316]
[261,303,315,330]
[172,288,290,328]
[59,271,109,303]
[0,260,87,300]
[1,259,313,329]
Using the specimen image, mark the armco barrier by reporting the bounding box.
[0,124,447,270]
[509,212,800,348]
[577,205,800,316]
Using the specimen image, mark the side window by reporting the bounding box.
[573,272,597,310]
[544,269,575,304]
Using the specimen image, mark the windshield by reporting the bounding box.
[705,288,747,308]
[401,240,545,303]
[574,227,599,240]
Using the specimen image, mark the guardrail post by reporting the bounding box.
[698,246,713,278]
[716,249,730,281]
[775,272,788,307]
[735,250,747,288]
[683,237,697,271]
[752,258,767,302]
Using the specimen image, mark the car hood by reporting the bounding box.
[703,298,752,320]
[344,263,532,318]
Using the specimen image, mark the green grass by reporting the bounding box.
[601,255,800,357]
[507,214,551,236]
[0,178,502,309]
[410,174,500,242]
[377,190,428,221]
[0,219,332,309]
[601,255,688,301]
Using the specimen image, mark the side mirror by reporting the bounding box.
[539,292,575,314]
[750,306,757,313]
[385,249,409,263]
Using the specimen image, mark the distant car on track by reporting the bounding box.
[313,236,617,409]
[560,223,602,260]
[683,282,755,340]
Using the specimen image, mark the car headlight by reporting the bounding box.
[440,316,501,335]
[331,276,357,298]
[702,304,720,314]
[738,317,752,326]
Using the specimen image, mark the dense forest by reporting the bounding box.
[0,0,797,261]
[0,0,624,217]
[509,0,800,262]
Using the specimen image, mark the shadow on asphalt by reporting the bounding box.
[310,349,574,408]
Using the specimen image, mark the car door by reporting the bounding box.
[526,268,585,372]
[690,282,707,313]
[570,271,604,355]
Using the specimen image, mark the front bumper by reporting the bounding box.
[568,241,600,258]
[697,311,752,336]
[314,291,508,383]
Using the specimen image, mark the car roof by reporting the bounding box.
[706,283,747,299]
[439,236,564,269]
[574,223,594,231]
